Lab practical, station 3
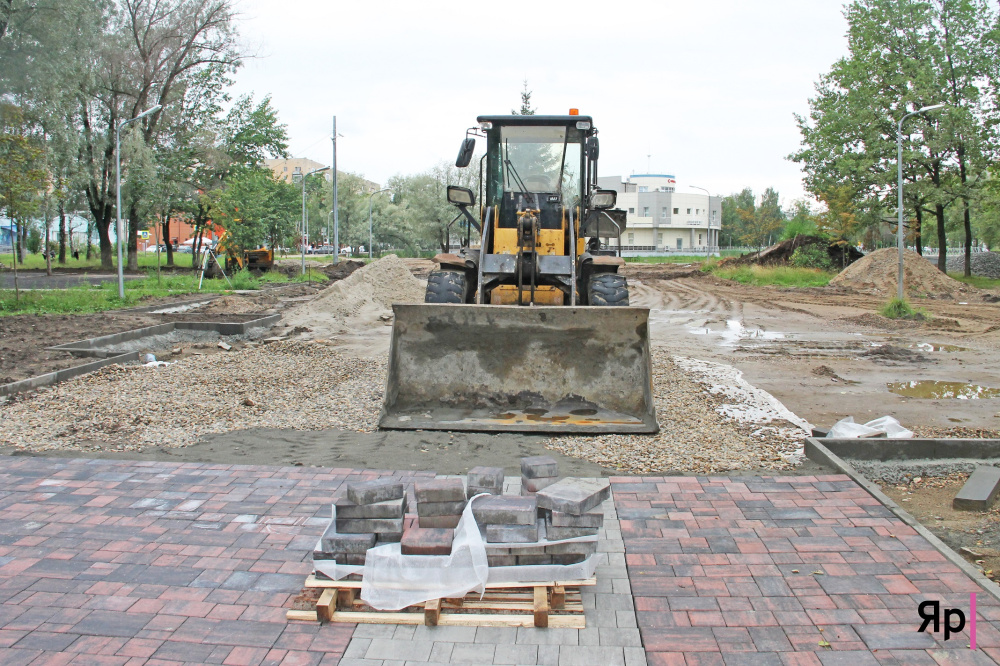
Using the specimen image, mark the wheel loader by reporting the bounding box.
[378,113,658,434]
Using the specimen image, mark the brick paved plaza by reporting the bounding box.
[0,456,998,665]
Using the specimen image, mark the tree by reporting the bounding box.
[0,104,46,263]
[781,200,818,240]
[719,188,755,247]
[210,166,297,256]
[513,80,535,115]
[816,185,861,268]
[790,0,1000,275]
[737,188,785,250]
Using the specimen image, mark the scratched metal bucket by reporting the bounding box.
[378,304,658,434]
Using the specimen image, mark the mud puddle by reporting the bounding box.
[888,380,1000,399]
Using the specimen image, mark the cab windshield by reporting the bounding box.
[500,125,583,199]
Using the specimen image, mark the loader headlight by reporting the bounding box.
[576,121,591,130]
[447,186,475,207]
[480,121,493,130]
[590,189,617,210]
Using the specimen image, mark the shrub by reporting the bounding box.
[879,297,926,320]
[790,245,833,271]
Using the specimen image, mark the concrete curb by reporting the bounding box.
[46,314,281,357]
[805,436,1000,604]
[0,352,140,398]
[2,313,282,399]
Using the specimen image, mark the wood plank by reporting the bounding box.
[533,586,549,628]
[304,575,596,590]
[286,610,318,622]
[330,610,424,625]
[316,589,337,622]
[551,585,565,609]
[338,588,357,607]
[424,598,441,626]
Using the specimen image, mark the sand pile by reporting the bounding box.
[829,248,972,298]
[281,254,424,338]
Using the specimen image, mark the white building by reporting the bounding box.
[598,174,721,255]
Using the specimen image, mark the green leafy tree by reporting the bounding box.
[209,167,297,256]
[0,104,46,263]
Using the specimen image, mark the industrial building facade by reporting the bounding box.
[597,174,721,254]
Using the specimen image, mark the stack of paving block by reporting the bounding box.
[473,495,539,550]
[536,478,612,564]
[314,479,407,566]
[466,466,504,498]
[400,527,454,556]
[415,478,466,529]
[520,455,560,496]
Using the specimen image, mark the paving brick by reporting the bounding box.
[546,523,600,540]
[486,524,539,543]
[551,508,605,528]
[413,478,465,503]
[334,517,404,534]
[523,475,561,493]
[415,500,466,517]
[537,478,611,515]
[334,496,406,519]
[417,515,460,529]
[520,456,559,479]
[953,466,1000,511]
[400,528,453,556]
[319,526,376,554]
[467,485,501,498]
[473,495,537,525]
[545,540,598,556]
[346,479,405,505]
[467,466,504,489]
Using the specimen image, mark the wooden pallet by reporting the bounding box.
[286,576,595,628]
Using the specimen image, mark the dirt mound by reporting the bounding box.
[861,344,927,364]
[322,259,364,281]
[281,254,424,338]
[724,235,863,267]
[196,294,278,315]
[830,248,973,298]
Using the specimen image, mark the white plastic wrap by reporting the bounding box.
[828,415,913,439]
[360,494,490,611]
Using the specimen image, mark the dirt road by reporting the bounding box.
[625,262,1000,436]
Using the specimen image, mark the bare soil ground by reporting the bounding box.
[623,262,1000,437]
[0,283,320,384]
[879,476,1000,584]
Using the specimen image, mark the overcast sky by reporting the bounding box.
[230,0,850,207]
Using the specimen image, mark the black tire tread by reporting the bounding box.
[587,273,629,306]
[425,270,466,304]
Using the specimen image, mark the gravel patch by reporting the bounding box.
[851,460,1000,485]
[0,340,385,453]
[945,251,1000,279]
[544,348,805,475]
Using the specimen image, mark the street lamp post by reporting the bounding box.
[300,166,330,275]
[896,103,945,300]
[368,188,392,261]
[690,185,712,257]
[115,104,161,298]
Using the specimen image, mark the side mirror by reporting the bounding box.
[585,136,600,160]
[447,185,475,207]
[456,138,476,168]
[589,189,616,210]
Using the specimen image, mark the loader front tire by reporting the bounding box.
[587,273,629,306]
[425,270,467,304]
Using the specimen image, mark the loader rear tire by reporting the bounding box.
[425,270,467,304]
[587,273,629,306]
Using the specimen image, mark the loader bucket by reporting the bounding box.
[378,304,658,434]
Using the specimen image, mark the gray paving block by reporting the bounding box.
[473,495,537,525]
[494,644,539,665]
[517,554,552,565]
[467,485,500,499]
[366,638,433,661]
[599,627,642,647]
[520,455,559,479]
[546,524,600,540]
[488,554,518,567]
[557,645,627,665]
[417,514,460,529]
[954,465,1000,510]
[551,553,589,564]
[486,523,539,543]
[412,625,478,642]
[336,517,404,534]
[515,626,580,645]
[522,475,561,493]
[414,478,466,503]
[537,478,611,515]
[320,525,376,553]
[551,509,604,528]
[313,551,366,565]
[336,496,406,519]
[416,500,467,517]
[347,479,405,505]
[475,626,519,643]
[468,465,504,488]
[545,540,598,556]
[450,643,496,663]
